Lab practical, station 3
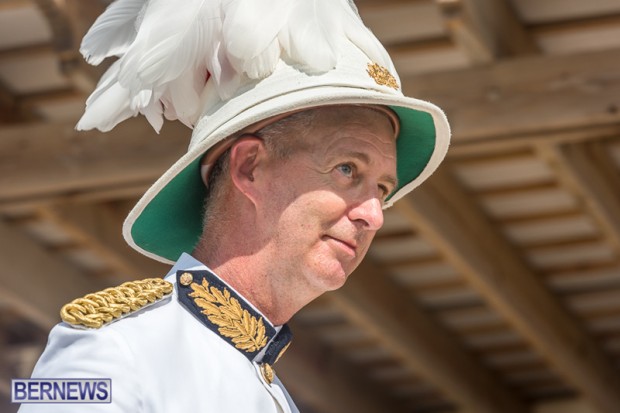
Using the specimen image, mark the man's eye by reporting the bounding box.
[379,184,389,199]
[337,164,354,177]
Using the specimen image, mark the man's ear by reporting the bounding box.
[228,135,266,204]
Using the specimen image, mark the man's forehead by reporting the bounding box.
[316,115,398,151]
[318,129,398,177]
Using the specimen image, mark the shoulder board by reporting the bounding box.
[60,278,173,329]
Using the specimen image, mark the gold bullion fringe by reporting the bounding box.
[60,278,173,329]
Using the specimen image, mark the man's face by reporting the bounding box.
[255,107,397,296]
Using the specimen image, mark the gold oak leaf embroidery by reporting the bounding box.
[189,279,268,352]
[366,62,398,90]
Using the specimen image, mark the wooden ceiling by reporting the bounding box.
[1,0,620,412]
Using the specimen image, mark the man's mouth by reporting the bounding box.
[323,235,358,256]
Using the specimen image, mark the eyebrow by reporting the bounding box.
[346,151,399,189]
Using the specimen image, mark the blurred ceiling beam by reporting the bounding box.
[62,0,108,45]
[42,203,169,278]
[0,217,107,330]
[6,344,46,378]
[435,0,538,63]
[535,141,620,253]
[403,47,620,144]
[0,119,188,205]
[1,344,45,396]
[387,37,454,55]
[19,88,83,110]
[0,43,55,61]
[0,80,31,124]
[32,0,101,92]
[0,73,42,124]
[329,259,528,413]
[0,0,30,11]
[394,167,620,413]
[278,321,405,413]
[356,0,446,46]
[0,378,8,400]
[531,13,620,36]
[61,0,114,88]
[0,184,150,217]
[4,42,620,205]
[532,397,599,413]
[32,0,74,53]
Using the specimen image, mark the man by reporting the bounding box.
[194,106,397,324]
[19,0,450,412]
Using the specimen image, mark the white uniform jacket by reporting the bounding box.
[18,253,299,413]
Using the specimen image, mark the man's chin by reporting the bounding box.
[307,252,359,292]
[319,264,356,292]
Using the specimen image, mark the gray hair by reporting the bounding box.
[202,109,317,228]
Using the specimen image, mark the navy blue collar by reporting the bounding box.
[176,269,292,365]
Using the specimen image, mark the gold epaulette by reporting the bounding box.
[60,278,173,329]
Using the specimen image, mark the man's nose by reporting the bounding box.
[348,196,384,231]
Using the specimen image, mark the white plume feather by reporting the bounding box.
[279,0,343,73]
[341,5,394,71]
[78,0,393,133]
[118,0,215,91]
[223,0,292,79]
[76,61,134,131]
[79,0,146,65]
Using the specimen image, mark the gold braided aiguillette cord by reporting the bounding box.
[60,278,173,329]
